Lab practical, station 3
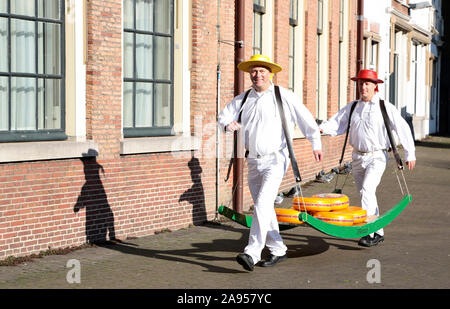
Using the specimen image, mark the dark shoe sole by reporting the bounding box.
[358,236,384,247]
[260,255,288,267]
[236,254,254,271]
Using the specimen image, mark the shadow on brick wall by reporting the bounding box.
[179,155,207,225]
[74,149,116,244]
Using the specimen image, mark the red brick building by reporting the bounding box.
[0,0,358,260]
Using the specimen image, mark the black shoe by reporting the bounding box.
[236,253,254,271]
[358,234,384,247]
[260,254,288,267]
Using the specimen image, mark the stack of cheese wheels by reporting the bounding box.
[290,193,368,226]
[276,193,367,227]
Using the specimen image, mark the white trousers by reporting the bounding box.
[244,151,288,264]
[352,150,388,237]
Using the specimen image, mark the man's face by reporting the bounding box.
[358,79,377,101]
[249,66,272,92]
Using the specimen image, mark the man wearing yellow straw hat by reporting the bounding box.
[319,69,416,247]
[219,55,322,271]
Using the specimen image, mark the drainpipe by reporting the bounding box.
[233,0,245,213]
[356,0,364,98]
[215,0,221,220]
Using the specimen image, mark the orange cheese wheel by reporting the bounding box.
[332,206,367,224]
[292,193,349,212]
[313,211,354,226]
[275,208,304,225]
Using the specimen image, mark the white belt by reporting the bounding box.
[246,148,286,159]
[353,149,387,156]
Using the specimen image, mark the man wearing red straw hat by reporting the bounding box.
[219,55,323,271]
[320,69,416,247]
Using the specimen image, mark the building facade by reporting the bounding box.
[0,0,442,260]
[362,0,444,140]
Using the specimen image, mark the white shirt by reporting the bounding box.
[319,94,416,162]
[218,84,321,157]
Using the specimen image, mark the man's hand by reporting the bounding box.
[313,150,323,162]
[406,160,416,170]
[226,121,241,132]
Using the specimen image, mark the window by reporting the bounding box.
[370,40,379,71]
[123,0,174,137]
[317,0,323,34]
[389,30,400,107]
[288,0,298,91]
[0,0,66,142]
[253,0,265,55]
[413,43,418,114]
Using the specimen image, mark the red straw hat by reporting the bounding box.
[351,69,384,84]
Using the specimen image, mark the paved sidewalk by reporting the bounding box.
[0,136,449,290]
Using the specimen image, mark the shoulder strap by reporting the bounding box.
[237,89,251,123]
[380,100,404,169]
[224,89,252,182]
[274,85,302,183]
[339,101,358,165]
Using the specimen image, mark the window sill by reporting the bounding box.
[120,135,201,155]
[0,139,99,163]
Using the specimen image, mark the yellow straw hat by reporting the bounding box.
[237,54,282,73]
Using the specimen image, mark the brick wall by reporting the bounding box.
[86,0,122,160]
[392,0,409,15]
[273,0,290,87]
[0,0,357,260]
[328,0,340,118]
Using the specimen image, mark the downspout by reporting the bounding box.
[215,0,221,220]
[356,0,364,98]
[233,0,245,213]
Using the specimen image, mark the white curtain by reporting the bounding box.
[135,82,152,127]
[11,0,35,16]
[10,18,36,130]
[154,35,169,80]
[0,1,6,13]
[11,19,36,74]
[135,33,152,79]
[7,0,61,131]
[123,0,173,129]
[39,22,60,75]
[0,77,7,131]
[154,0,170,34]
[11,77,36,130]
[38,0,60,19]
[154,83,170,127]
[10,1,36,131]
[123,82,133,128]
[136,0,153,32]
[123,0,134,29]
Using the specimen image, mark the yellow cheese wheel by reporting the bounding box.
[313,211,354,226]
[275,208,304,225]
[332,206,367,224]
[292,193,349,212]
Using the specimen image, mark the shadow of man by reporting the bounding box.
[74,149,116,244]
[179,156,207,225]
